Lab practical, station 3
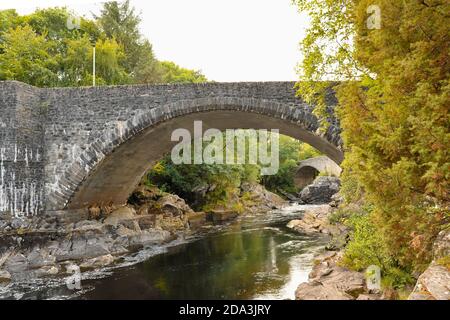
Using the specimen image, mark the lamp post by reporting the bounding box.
[89,36,97,87]
[92,46,96,87]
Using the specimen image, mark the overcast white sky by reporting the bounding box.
[0,0,309,82]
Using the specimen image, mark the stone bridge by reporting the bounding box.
[294,156,343,190]
[0,81,342,216]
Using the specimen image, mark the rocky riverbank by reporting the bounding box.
[0,183,285,287]
[287,177,450,300]
[407,229,450,300]
[286,203,379,300]
[295,251,381,300]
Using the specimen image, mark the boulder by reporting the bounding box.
[55,238,111,261]
[155,215,187,232]
[26,248,56,269]
[296,251,367,300]
[408,263,450,300]
[240,183,285,209]
[4,253,28,273]
[299,176,340,204]
[186,212,208,229]
[103,206,136,226]
[295,281,353,300]
[80,254,114,270]
[287,220,302,229]
[128,229,171,246]
[325,230,350,251]
[286,205,341,236]
[137,215,156,230]
[207,210,239,223]
[433,229,450,260]
[156,194,193,217]
[128,185,160,206]
[10,217,31,230]
[34,265,59,277]
[329,193,343,208]
[0,270,11,284]
[408,229,450,300]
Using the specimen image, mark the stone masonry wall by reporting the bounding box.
[0,81,342,215]
[0,82,45,217]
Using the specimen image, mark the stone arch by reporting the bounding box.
[46,97,343,211]
[294,166,320,190]
[293,156,342,190]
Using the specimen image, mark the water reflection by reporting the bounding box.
[0,205,328,300]
[80,219,326,300]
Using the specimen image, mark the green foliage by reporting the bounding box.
[96,0,142,73]
[295,0,449,272]
[436,256,450,270]
[328,207,351,225]
[146,132,260,210]
[147,132,321,209]
[160,61,208,83]
[341,211,392,270]
[0,3,207,87]
[261,135,321,194]
[341,210,415,290]
[0,25,58,86]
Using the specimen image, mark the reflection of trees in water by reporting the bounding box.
[83,222,318,299]
[136,226,295,299]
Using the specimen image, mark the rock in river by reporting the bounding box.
[299,176,340,204]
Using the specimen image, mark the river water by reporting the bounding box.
[0,204,328,300]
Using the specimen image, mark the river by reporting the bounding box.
[0,204,328,300]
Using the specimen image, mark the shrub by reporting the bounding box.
[341,210,415,290]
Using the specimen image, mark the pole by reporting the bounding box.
[93,46,96,87]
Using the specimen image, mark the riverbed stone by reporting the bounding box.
[408,263,450,300]
[296,281,353,300]
[137,215,156,230]
[433,229,450,260]
[187,212,208,229]
[4,254,29,273]
[156,194,193,217]
[207,210,239,223]
[128,229,171,246]
[26,248,56,269]
[104,206,136,227]
[34,265,60,277]
[296,250,367,300]
[0,270,11,284]
[80,254,114,270]
[287,205,340,236]
[299,176,340,204]
[356,293,381,300]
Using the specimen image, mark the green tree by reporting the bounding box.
[94,38,129,85]
[0,4,205,87]
[261,135,321,194]
[160,61,208,83]
[96,0,162,83]
[0,9,19,37]
[295,0,449,271]
[0,25,58,86]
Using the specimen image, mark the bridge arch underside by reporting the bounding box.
[55,110,343,211]
[294,166,320,191]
